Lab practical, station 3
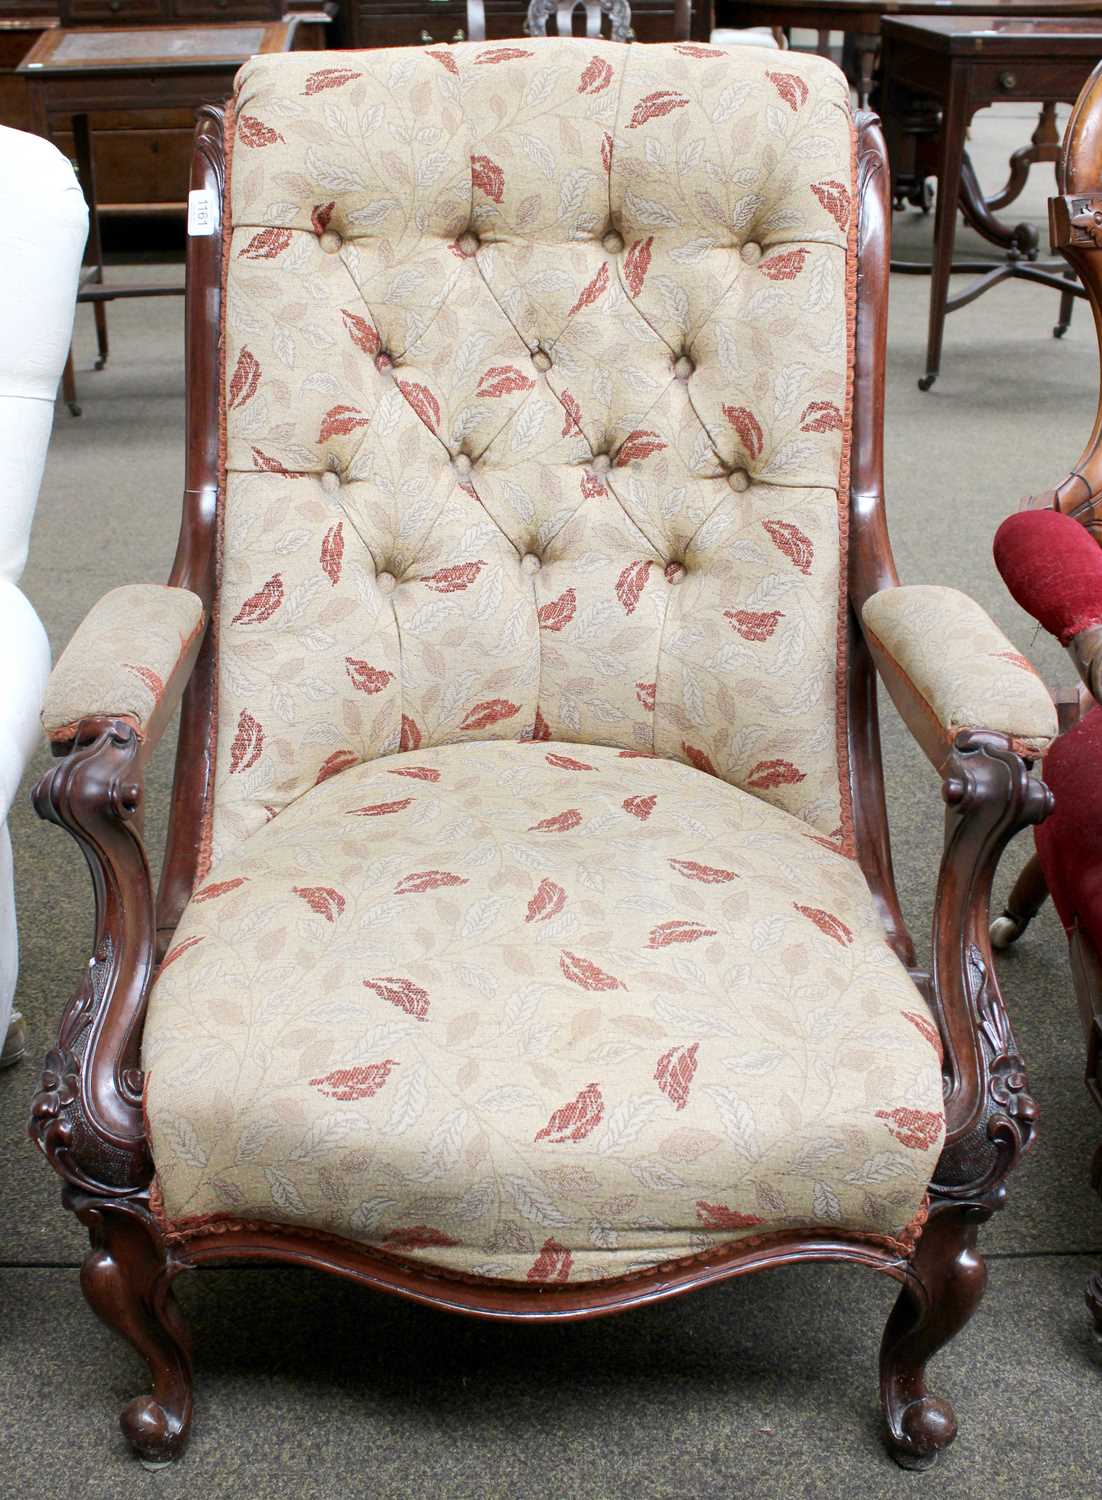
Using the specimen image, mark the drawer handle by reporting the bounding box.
[998,70,1017,92]
[421,28,433,40]
[452,28,465,40]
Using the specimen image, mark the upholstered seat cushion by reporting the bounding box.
[144,742,943,1282]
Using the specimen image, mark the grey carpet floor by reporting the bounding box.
[2,102,1101,1497]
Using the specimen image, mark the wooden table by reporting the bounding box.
[19,20,294,412]
[881,15,1102,389]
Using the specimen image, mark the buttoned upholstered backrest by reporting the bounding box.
[207,40,858,871]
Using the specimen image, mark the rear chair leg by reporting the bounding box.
[990,851,1049,948]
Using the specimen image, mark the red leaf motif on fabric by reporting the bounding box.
[227,347,261,409]
[238,227,292,261]
[668,858,737,884]
[546,753,594,771]
[559,952,625,992]
[426,48,459,75]
[793,903,853,945]
[340,308,381,357]
[314,749,358,785]
[762,519,814,575]
[293,885,345,922]
[237,115,284,148]
[160,934,204,971]
[400,715,422,751]
[682,743,718,777]
[346,659,393,694]
[303,68,359,95]
[476,364,535,398]
[635,680,656,711]
[725,608,783,641]
[471,153,505,203]
[529,809,582,833]
[348,798,414,817]
[537,588,576,632]
[395,870,468,895]
[311,201,335,236]
[383,1224,459,1248]
[601,132,613,175]
[903,1009,944,1060]
[318,404,370,442]
[628,90,689,128]
[655,1042,699,1110]
[363,976,430,1020]
[230,710,264,773]
[475,46,533,63]
[321,522,344,586]
[623,236,653,297]
[811,178,851,230]
[192,877,247,904]
[800,400,843,433]
[459,698,520,731]
[535,1081,605,1142]
[674,43,725,58]
[580,471,606,505]
[615,560,652,615]
[531,707,552,741]
[623,794,656,821]
[994,650,1037,673]
[875,1107,944,1151]
[250,446,297,476]
[647,920,717,948]
[578,55,613,94]
[696,1200,766,1230]
[723,405,763,461]
[388,765,439,781]
[310,1059,398,1101]
[527,1237,573,1282]
[568,262,609,317]
[123,663,164,697]
[767,70,810,111]
[747,758,805,790]
[560,392,584,440]
[760,248,809,282]
[616,430,666,467]
[420,560,486,593]
[526,878,567,923]
[397,380,441,434]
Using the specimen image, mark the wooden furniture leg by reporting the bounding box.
[957,151,1039,259]
[61,349,80,419]
[990,850,1049,948]
[919,69,968,391]
[856,33,876,112]
[988,102,1062,214]
[71,112,108,374]
[1055,266,1078,339]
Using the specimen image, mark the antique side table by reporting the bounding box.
[19,20,294,410]
[880,16,1102,390]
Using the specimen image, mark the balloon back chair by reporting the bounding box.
[31,40,1057,1470]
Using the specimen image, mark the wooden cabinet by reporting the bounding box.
[57,0,282,20]
[343,1,709,48]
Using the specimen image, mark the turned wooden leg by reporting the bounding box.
[990,851,1049,949]
[72,1193,193,1464]
[880,1204,988,1470]
[93,302,109,372]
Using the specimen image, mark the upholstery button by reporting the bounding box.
[520,552,542,575]
[740,241,762,264]
[319,230,343,254]
[456,231,480,256]
[673,355,694,381]
[665,561,686,585]
[532,349,552,372]
[320,470,340,495]
[376,571,396,595]
[728,468,751,493]
[602,230,624,255]
[453,453,472,479]
[591,453,611,476]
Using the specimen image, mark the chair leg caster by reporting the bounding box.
[1054,322,1070,340]
[990,913,1026,949]
[884,1394,957,1471]
[66,400,82,418]
[94,356,107,372]
[918,373,937,391]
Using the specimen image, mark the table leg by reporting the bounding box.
[855,34,877,113]
[987,102,1061,214]
[61,350,80,419]
[1054,266,1078,340]
[957,151,1038,259]
[920,71,968,392]
[71,112,109,373]
[816,28,831,58]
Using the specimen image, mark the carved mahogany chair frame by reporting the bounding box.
[30,104,1048,1471]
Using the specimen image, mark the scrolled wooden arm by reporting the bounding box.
[29,718,158,1196]
[925,732,1051,1206]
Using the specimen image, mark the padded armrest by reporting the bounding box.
[42,584,205,746]
[861,585,1058,768]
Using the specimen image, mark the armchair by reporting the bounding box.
[30,43,1056,1471]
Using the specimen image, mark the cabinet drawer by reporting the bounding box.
[172,0,281,19]
[351,3,468,48]
[61,0,166,22]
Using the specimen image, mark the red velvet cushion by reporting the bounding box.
[993,509,1102,646]
[1035,704,1102,953]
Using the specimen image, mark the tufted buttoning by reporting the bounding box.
[740,241,762,265]
[453,453,472,479]
[673,355,694,381]
[532,349,552,373]
[728,468,751,493]
[320,470,340,495]
[375,351,395,376]
[376,570,397,595]
[520,552,542,576]
[591,453,611,477]
[319,230,343,255]
[455,231,480,256]
[602,230,624,255]
[665,561,687,585]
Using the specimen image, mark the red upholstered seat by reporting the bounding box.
[1035,705,1102,955]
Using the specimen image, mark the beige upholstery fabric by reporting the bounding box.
[41,584,204,740]
[862,586,1057,754]
[145,742,944,1282]
[209,42,858,867]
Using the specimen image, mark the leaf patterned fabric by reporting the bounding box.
[144,742,944,1283]
[209,41,858,869]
